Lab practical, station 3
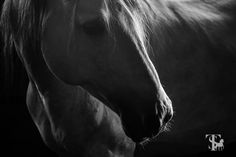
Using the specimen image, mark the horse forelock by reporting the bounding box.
[103,0,158,54]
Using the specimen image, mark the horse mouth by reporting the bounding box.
[118,99,173,145]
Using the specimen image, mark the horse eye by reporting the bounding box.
[82,18,106,36]
[62,0,74,5]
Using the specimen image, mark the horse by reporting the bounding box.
[1,0,173,156]
[1,0,236,156]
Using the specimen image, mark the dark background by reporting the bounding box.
[0,0,235,156]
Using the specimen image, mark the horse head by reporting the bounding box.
[40,0,173,143]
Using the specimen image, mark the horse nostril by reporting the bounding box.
[153,97,173,132]
[82,18,106,36]
[157,96,173,131]
[163,109,173,124]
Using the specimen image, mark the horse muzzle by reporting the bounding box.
[141,96,173,142]
[121,95,173,144]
